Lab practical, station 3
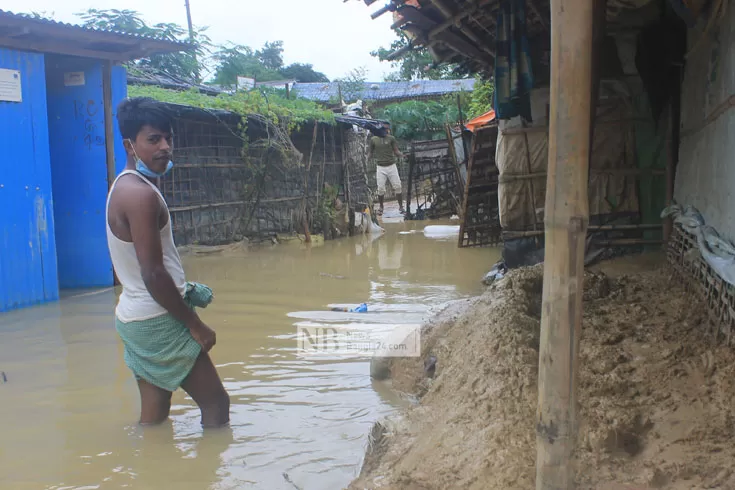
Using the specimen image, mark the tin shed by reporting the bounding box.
[0,11,189,312]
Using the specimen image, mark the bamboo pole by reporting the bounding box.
[499,167,664,183]
[406,144,415,217]
[301,122,318,243]
[536,1,596,488]
[445,123,465,219]
[521,124,540,233]
[102,60,119,287]
[664,64,682,243]
[504,223,663,238]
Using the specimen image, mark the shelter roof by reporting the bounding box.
[0,10,192,61]
[353,0,659,73]
[335,114,389,132]
[465,109,496,132]
[293,79,475,103]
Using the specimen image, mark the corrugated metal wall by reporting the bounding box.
[0,48,59,312]
[674,5,735,237]
[46,56,127,289]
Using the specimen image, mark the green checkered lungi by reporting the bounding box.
[115,282,214,392]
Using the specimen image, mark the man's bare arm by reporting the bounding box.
[126,187,200,326]
[392,139,403,159]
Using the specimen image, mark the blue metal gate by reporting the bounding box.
[46,56,127,289]
[0,48,59,312]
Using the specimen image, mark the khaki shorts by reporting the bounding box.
[376,164,402,196]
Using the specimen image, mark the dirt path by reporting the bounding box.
[350,253,735,489]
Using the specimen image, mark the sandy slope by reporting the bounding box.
[349,254,735,490]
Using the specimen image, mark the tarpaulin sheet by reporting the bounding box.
[496,81,640,231]
[466,110,496,132]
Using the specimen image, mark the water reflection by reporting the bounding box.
[0,220,498,490]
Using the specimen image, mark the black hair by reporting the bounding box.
[372,126,388,137]
[116,97,173,140]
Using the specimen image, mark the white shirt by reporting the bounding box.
[105,170,187,322]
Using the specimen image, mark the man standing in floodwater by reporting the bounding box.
[367,121,405,216]
[106,97,230,428]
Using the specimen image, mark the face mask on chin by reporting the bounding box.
[127,139,174,178]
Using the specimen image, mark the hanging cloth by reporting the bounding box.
[493,0,534,122]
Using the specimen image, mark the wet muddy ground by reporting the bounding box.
[349,251,735,490]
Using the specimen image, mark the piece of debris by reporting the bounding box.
[424,355,437,378]
[282,472,303,490]
[331,303,368,313]
[1,372,6,383]
[319,272,346,280]
[482,260,507,285]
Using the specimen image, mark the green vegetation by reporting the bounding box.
[374,97,466,141]
[71,9,330,86]
[373,77,494,141]
[371,33,461,81]
[212,41,329,88]
[127,85,335,131]
[468,77,494,119]
[332,67,369,104]
[78,9,212,82]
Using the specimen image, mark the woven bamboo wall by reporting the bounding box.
[667,225,735,344]
[160,112,349,245]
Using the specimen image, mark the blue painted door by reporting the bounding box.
[0,48,59,312]
[45,57,127,289]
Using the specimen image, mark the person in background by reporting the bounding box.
[106,97,230,428]
[367,121,405,216]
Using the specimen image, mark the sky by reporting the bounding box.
[2,0,400,82]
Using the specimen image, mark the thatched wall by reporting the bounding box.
[160,106,360,245]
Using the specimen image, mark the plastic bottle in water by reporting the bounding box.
[349,303,368,313]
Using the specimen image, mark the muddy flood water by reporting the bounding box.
[0,217,499,490]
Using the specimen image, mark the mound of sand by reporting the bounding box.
[350,254,735,490]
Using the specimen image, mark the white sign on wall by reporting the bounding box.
[64,72,86,87]
[237,76,255,91]
[0,68,22,102]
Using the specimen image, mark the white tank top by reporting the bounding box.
[106,170,187,322]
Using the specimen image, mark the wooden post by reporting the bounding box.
[103,60,116,189]
[406,144,416,217]
[445,123,464,219]
[664,64,682,243]
[536,1,596,489]
[301,122,318,243]
[102,60,120,287]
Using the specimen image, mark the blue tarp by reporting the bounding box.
[493,0,534,122]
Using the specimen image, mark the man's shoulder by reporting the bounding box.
[112,175,161,207]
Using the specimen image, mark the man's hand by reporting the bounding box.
[187,318,216,352]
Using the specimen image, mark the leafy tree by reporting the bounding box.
[468,76,495,119]
[70,10,332,90]
[374,93,472,141]
[371,33,460,81]
[375,99,448,141]
[279,63,329,83]
[75,9,212,82]
[257,41,284,71]
[211,43,283,88]
[29,11,55,20]
[334,67,368,103]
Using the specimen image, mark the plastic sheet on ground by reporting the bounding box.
[662,203,735,286]
[423,225,460,239]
